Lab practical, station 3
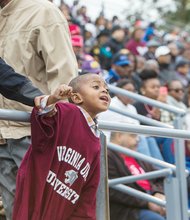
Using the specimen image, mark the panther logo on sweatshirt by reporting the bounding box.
[64,170,78,186]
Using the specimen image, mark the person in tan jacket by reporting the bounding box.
[0,0,78,219]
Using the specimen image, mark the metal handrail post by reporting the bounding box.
[96,133,110,220]
[174,115,189,220]
[164,176,181,220]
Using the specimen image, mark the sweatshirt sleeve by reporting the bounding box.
[0,58,43,106]
[30,107,57,151]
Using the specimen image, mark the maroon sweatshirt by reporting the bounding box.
[13,103,101,220]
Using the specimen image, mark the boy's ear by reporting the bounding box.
[70,93,83,104]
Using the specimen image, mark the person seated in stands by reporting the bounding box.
[99,79,164,161]
[174,59,190,88]
[161,80,187,126]
[133,69,174,164]
[108,131,166,220]
[133,69,161,121]
[104,52,132,85]
[100,26,125,70]
[155,46,176,86]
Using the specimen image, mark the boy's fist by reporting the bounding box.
[47,85,73,105]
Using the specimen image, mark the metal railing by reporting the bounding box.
[105,84,189,220]
[108,84,186,116]
[0,83,188,220]
[98,121,190,220]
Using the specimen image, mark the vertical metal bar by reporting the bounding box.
[174,116,189,220]
[164,176,181,220]
[96,133,110,220]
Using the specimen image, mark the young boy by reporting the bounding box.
[12,73,111,220]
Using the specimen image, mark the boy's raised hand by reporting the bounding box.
[47,84,73,106]
[34,84,73,116]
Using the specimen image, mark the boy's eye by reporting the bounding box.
[93,85,99,89]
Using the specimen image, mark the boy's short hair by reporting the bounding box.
[69,73,89,92]
[68,73,104,103]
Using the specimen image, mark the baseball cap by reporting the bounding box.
[71,35,84,47]
[155,46,170,58]
[81,59,102,74]
[85,23,96,37]
[175,59,190,69]
[146,39,160,48]
[112,53,130,66]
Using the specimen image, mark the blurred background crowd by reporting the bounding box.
[53,0,190,126]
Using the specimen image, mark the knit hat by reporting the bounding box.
[71,35,84,47]
[81,59,102,74]
[69,24,81,36]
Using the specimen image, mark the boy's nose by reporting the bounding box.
[103,89,108,94]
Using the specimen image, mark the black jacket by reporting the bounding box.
[0,58,43,106]
[108,149,164,220]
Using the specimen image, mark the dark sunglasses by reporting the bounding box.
[169,88,184,93]
[120,65,130,68]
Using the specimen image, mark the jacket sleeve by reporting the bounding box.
[33,8,78,93]
[0,58,43,106]
[108,150,148,208]
[139,160,164,195]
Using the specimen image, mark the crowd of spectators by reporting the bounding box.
[1,0,190,219]
[56,1,190,219]
[58,0,190,157]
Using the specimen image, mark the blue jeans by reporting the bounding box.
[155,137,174,164]
[139,209,165,220]
[137,136,164,161]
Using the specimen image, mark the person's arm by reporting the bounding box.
[0,58,43,106]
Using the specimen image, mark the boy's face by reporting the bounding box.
[76,75,111,118]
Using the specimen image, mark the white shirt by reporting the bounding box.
[98,96,139,140]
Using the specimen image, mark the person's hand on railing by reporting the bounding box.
[148,192,166,216]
